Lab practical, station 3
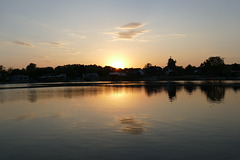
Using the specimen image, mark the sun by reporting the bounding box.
[106,53,127,69]
[111,61,124,69]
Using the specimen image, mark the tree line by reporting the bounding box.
[1,56,240,82]
[143,56,239,77]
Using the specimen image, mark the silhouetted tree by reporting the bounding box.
[144,63,152,69]
[0,65,5,71]
[101,66,114,76]
[0,65,7,82]
[185,64,197,75]
[26,63,37,78]
[167,57,176,70]
[36,67,54,76]
[12,68,21,75]
[232,63,240,71]
[200,56,225,75]
[26,63,37,72]
[143,63,162,76]
[55,64,85,77]
[175,66,184,75]
[85,64,102,74]
[7,67,13,74]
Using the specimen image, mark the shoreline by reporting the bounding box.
[1,80,240,90]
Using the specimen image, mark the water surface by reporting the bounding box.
[1,82,240,160]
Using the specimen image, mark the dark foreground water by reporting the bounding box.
[1,81,240,160]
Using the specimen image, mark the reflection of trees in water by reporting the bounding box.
[143,82,229,103]
[0,90,6,103]
[28,90,37,103]
[0,82,238,104]
[63,88,72,99]
[165,84,177,102]
[0,87,105,103]
[200,85,225,103]
[144,83,182,102]
[184,83,197,94]
[232,85,240,92]
[0,86,142,103]
[144,85,163,97]
[118,116,146,135]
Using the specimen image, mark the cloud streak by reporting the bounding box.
[170,34,187,38]
[118,22,144,29]
[114,29,147,40]
[62,29,87,39]
[111,22,148,40]
[35,56,51,63]
[41,42,64,47]
[14,41,33,47]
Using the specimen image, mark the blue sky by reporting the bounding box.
[1,0,240,68]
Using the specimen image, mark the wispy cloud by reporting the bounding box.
[79,36,87,39]
[63,29,87,39]
[14,41,34,47]
[69,33,87,39]
[114,29,147,40]
[170,34,187,38]
[111,22,148,40]
[39,56,48,59]
[63,47,82,56]
[41,42,64,47]
[37,56,50,63]
[138,38,150,42]
[118,22,145,29]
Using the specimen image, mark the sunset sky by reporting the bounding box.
[1,0,240,69]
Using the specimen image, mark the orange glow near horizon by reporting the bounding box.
[107,54,127,69]
[111,61,124,69]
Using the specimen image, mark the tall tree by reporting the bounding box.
[200,56,225,75]
[26,63,37,72]
[185,64,197,75]
[144,63,152,69]
[26,63,37,78]
[0,65,5,71]
[167,57,176,70]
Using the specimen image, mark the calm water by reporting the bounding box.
[1,82,240,160]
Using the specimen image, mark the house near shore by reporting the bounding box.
[109,72,126,76]
[231,70,240,78]
[10,75,29,82]
[126,68,144,76]
[0,71,8,81]
[82,73,99,81]
[109,72,126,80]
[39,73,66,81]
[165,69,174,76]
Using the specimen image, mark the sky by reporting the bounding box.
[0,0,240,69]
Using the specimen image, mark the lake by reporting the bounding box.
[1,81,240,160]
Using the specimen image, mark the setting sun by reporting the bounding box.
[107,54,127,69]
[111,61,124,69]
